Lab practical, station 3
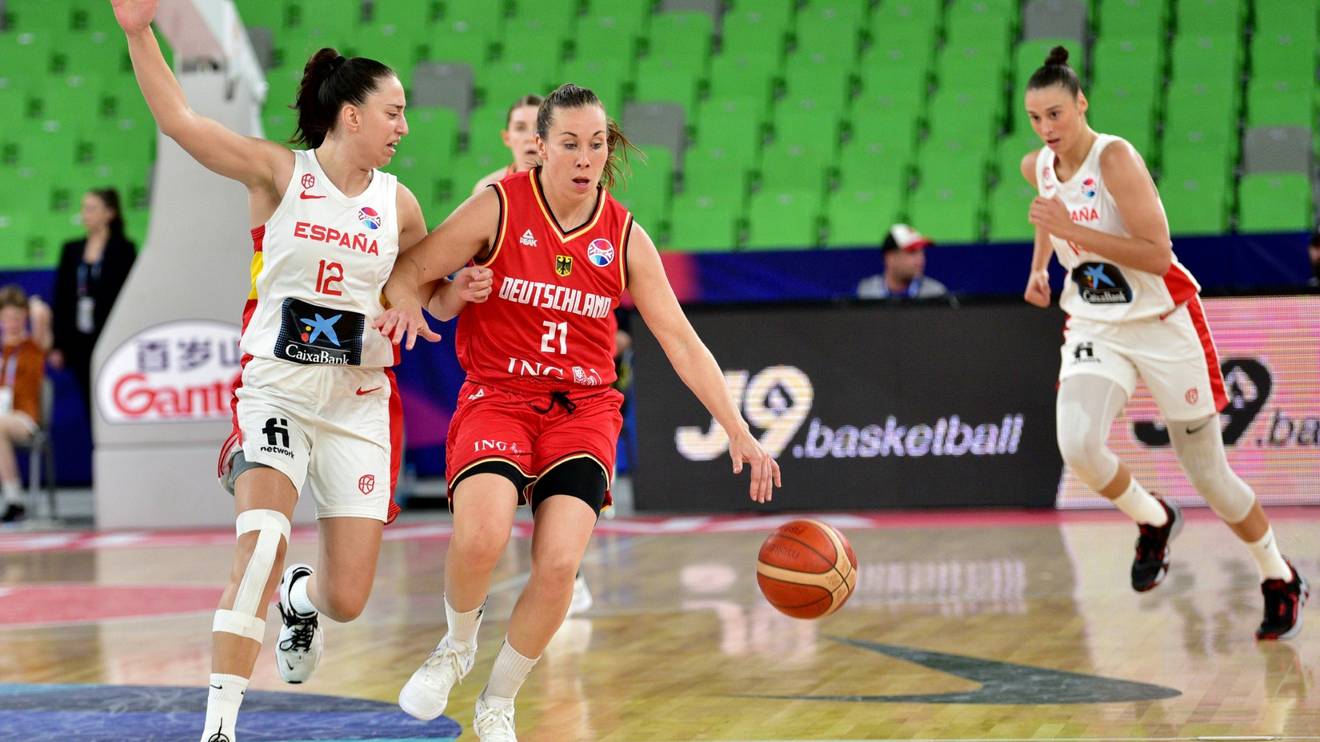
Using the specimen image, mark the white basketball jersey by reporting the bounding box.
[240,149,399,367]
[1035,134,1199,322]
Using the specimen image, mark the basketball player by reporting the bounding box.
[471,94,542,196]
[378,83,781,739]
[114,2,433,739]
[443,92,595,617]
[1020,47,1307,640]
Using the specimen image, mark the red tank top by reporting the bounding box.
[456,169,633,392]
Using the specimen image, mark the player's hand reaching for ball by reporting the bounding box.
[729,428,781,504]
[453,266,494,304]
[111,0,158,34]
[1024,269,1051,308]
[374,304,442,350]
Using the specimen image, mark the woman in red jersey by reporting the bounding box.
[113,1,435,739]
[379,83,781,738]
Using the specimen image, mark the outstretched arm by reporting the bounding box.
[626,222,780,503]
[113,0,291,191]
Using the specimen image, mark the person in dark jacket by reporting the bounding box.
[50,188,137,420]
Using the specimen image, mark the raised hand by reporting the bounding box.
[110,0,158,34]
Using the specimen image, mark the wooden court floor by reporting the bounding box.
[1,506,1317,741]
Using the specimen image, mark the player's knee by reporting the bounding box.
[452,522,509,570]
[1170,419,1255,522]
[317,587,368,622]
[1056,425,1116,491]
[530,547,580,587]
[231,526,288,588]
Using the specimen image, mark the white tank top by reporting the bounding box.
[240,149,399,367]
[1035,133,1199,323]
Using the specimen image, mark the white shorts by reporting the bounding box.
[1059,298,1228,422]
[218,357,402,521]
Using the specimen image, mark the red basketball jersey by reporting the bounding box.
[456,169,633,391]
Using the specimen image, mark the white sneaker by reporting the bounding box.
[275,564,323,684]
[568,573,593,616]
[473,691,518,741]
[398,635,477,720]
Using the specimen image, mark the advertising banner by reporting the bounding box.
[632,302,1066,511]
[1058,295,1320,507]
[96,319,242,424]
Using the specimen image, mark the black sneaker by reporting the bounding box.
[1,503,25,523]
[1131,495,1182,592]
[1257,560,1308,641]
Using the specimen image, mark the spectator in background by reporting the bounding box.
[857,224,949,300]
[1309,224,1319,288]
[0,285,51,523]
[51,188,137,421]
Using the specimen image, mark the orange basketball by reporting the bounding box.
[756,519,858,619]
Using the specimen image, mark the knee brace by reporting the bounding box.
[1169,414,1256,523]
[1056,376,1126,491]
[212,508,291,642]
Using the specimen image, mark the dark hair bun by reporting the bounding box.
[1045,45,1070,67]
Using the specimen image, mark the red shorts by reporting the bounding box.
[445,380,624,507]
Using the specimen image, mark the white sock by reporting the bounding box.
[1112,479,1168,526]
[485,639,538,699]
[1246,528,1292,581]
[288,570,318,617]
[2,480,21,505]
[445,596,484,645]
[201,673,248,742]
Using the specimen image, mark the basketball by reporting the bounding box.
[756,519,858,619]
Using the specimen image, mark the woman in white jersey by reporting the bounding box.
[1020,47,1307,640]
[114,2,439,739]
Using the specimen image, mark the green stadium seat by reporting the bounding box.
[1169,34,1242,86]
[1174,0,1244,39]
[847,110,919,164]
[262,106,298,145]
[633,57,700,110]
[1162,141,1232,186]
[926,88,1000,153]
[719,7,792,58]
[782,60,850,112]
[1254,0,1319,39]
[646,12,714,65]
[909,179,983,244]
[348,26,426,86]
[1238,174,1313,232]
[568,17,640,78]
[794,6,863,57]
[285,0,364,40]
[1250,32,1318,85]
[855,64,927,115]
[1091,105,1157,155]
[825,186,903,247]
[694,97,765,161]
[441,0,505,33]
[801,0,869,24]
[744,189,822,249]
[682,144,751,201]
[871,0,941,31]
[773,98,843,152]
[1246,79,1316,129]
[0,31,55,80]
[581,1,651,37]
[495,25,567,72]
[1087,82,1159,143]
[11,2,78,31]
[1096,0,1166,45]
[558,57,628,113]
[1163,80,1237,151]
[707,51,779,104]
[859,36,936,92]
[936,44,1009,94]
[401,106,459,173]
[505,5,577,39]
[1092,38,1161,93]
[945,0,1016,50]
[55,31,126,78]
[836,138,912,192]
[669,192,740,251]
[613,146,674,230]
[449,148,505,195]
[425,20,492,65]
[234,0,290,31]
[1159,173,1231,235]
[481,60,555,111]
[365,0,433,30]
[987,178,1037,242]
[466,103,513,158]
[759,141,832,194]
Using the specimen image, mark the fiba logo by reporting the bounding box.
[357,207,382,230]
[587,238,615,267]
[358,474,375,495]
[1081,177,1097,199]
[301,173,315,190]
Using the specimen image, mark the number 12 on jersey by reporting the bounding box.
[540,321,568,354]
[315,260,344,296]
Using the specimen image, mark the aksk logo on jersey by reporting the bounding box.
[520,229,538,247]
[1081,177,1097,199]
[587,238,615,267]
[555,255,573,277]
[357,207,382,230]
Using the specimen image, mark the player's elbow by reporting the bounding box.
[1149,241,1173,275]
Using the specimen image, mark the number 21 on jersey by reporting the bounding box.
[540,321,567,354]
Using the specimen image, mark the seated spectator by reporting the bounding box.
[51,188,138,421]
[857,224,949,300]
[0,286,51,523]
